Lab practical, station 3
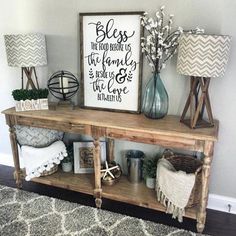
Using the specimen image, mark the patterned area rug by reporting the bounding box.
[0,185,204,236]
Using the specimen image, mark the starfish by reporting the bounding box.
[100,161,119,180]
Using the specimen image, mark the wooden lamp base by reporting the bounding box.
[180,76,214,129]
[21,67,39,89]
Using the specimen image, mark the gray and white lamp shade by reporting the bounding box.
[177,34,231,78]
[4,33,47,67]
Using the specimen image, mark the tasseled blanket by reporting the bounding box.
[156,158,195,222]
[21,140,67,181]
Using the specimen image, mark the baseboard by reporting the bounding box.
[207,194,236,214]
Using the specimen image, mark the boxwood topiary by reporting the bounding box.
[143,154,161,179]
[12,89,49,101]
[62,144,74,163]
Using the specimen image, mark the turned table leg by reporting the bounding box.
[93,138,102,208]
[197,140,214,233]
[9,126,23,188]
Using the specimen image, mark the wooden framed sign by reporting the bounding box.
[73,141,106,174]
[80,12,143,113]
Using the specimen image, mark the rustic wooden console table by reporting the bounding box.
[2,107,218,233]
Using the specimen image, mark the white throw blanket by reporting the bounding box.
[156,158,196,222]
[21,140,67,181]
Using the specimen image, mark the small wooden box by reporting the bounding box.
[15,99,48,112]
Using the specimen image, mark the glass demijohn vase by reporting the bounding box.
[142,73,169,119]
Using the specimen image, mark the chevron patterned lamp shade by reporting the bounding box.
[177,34,231,78]
[177,33,231,129]
[4,33,47,67]
[4,33,47,89]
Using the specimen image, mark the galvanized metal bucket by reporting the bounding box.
[126,150,144,183]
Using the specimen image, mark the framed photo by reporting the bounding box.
[80,12,144,113]
[73,141,106,173]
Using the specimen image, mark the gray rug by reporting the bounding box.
[0,185,204,236]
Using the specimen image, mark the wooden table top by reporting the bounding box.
[2,107,218,141]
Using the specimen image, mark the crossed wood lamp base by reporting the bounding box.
[21,67,40,89]
[176,33,231,129]
[180,76,214,129]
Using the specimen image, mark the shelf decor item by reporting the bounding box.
[48,70,79,109]
[162,150,202,208]
[15,125,64,148]
[73,141,106,174]
[126,150,144,183]
[177,33,231,128]
[100,161,122,186]
[61,144,74,172]
[80,12,143,113]
[4,33,47,89]
[143,155,159,189]
[141,6,182,119]
[21,140,67,181]
[156,149,202,222]
[12,88,49,112]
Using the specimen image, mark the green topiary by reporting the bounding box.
[12,89,49,101]
[143,154,161,179]
[62,144,74,163]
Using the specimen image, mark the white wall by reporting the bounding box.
[0,0,21,156]
[1,0,236,198]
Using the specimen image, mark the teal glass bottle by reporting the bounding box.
[142,73,169,119]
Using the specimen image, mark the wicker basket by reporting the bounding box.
[15,125,64,148]
[23,164,58,178]
[162,150,202,207]
[40,165,58,176]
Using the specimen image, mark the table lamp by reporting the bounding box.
[177,33,231,128]
[4,33,47,89]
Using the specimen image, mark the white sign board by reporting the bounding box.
[80,12,143,113]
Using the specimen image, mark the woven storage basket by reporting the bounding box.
[162,150,202,207]
[15,125,64,148]
[15,125,63,177]
[40,165,58,176]
[23,164,58,177]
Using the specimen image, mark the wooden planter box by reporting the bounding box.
[15,99,48,112]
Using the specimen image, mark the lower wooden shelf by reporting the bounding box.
[30,169,197,220]
[102,176,198,220]
[31,169,94,195]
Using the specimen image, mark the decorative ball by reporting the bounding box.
[47,70,79,101]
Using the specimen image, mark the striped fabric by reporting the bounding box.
[177,34,231,78]
[4,33,47,67]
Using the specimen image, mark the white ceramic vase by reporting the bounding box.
[146,177,156,189]
[62,162,72,172]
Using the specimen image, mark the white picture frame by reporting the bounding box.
[73,141,106,173]
[80,12,144,113]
